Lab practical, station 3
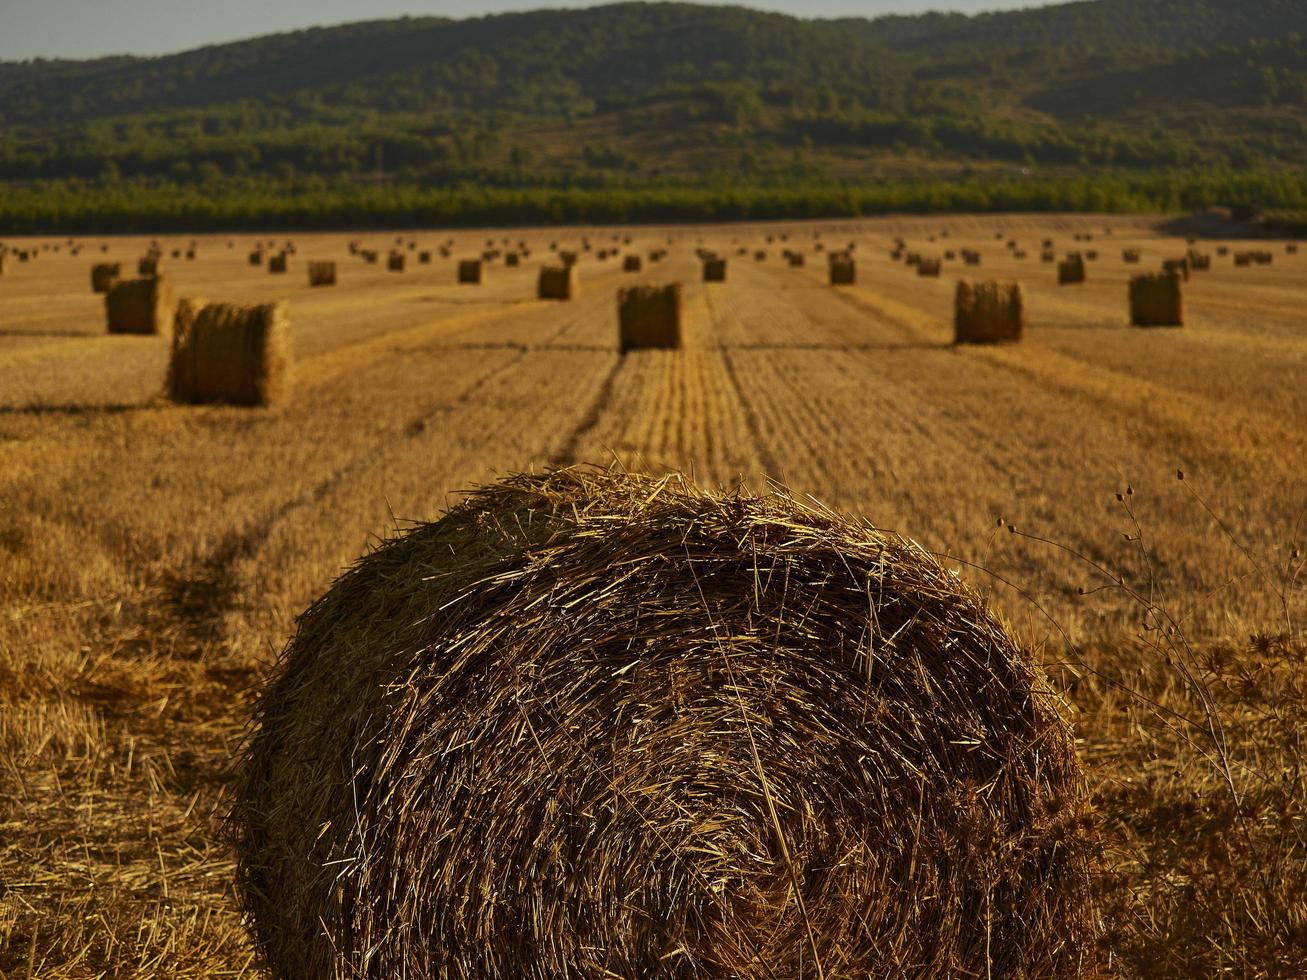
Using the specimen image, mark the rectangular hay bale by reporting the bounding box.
[954,281,1025,344]
[829,255,856,285]
[1058,255,1086,284]
[618,284,683,353]
[105,275,175,336]
[538,265,579,300]
[92,262,122,293]
[703,258,727,282]
[168,299,292,407]
[308,261,337,287]
[1130,273,1183,328]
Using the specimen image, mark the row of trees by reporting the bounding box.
[3,171,1305,233]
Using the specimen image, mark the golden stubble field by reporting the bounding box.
[1,214,1304,976]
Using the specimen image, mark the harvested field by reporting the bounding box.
[0,214,1303,978]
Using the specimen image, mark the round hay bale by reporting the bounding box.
[234,469,1095,979]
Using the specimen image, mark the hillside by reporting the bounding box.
[1,0,1306,229]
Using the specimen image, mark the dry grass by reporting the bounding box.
[0,217,1303,976]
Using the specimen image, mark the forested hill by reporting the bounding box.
[2,0,1307,230]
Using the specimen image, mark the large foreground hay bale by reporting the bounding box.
[1130,272,1184,327]
[458,259,483,284]
[954,281,1025,343]
[233,468,1095,980]
[91,262,121,293]
[105,275,175,335]
[619,284,683,351]
[168,299,292,406]
[537,265,578,300]
[308,262,336,287]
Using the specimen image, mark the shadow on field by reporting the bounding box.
[0,402,154,417]
[0,329,100,339]
[716,340,953,352]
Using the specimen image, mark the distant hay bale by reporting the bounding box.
[1122,249,1141,264]
[232,467,1096,980]
[619,284,683,352]
[1287,243,1299,255]
[1161,258,1190,282]
[269,253,289,275]
[418,251,432,264]
[506,252,520,267]
[787,252,805,268]
[458,260,483,285]
[138,256,162,276]
[917,258,942,277]
[560,251,579,268]
[249,249,265,266]
[955,281,1025,343]
[105,275,175,336]
[168,299,292,407]
[1041,250,1056,263]
[703,258,727,282]
[1234,253,1252,268]
[961,249,982,266]
[388,253,406,273]
[1057,255,1086,285]
[308,262,337,288]
[754,250,767,261]
[623,255,642,273]
[1130,273,1184,328]
[828,254,856,285]
[537,265,578,300]
[91,262,122,294]
[1252,250,1274,266]
[1187,251,1211,271]
[1217,246,1229,257]
[1084,250,1098,261]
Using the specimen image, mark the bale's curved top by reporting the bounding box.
[234,467,1094,979]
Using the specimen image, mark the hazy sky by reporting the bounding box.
[2,0,1059,60]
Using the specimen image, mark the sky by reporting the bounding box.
[1,0,1060,61]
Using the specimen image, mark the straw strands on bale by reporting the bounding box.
[1130,273,1184,328]
[232,467,1096,980]
[308,262,336,288]
[1058,255,1086,285]
[458,260,483,285]
[618,284,683,352]
[954,281,1025,344]
[105,275,175,336]
[91,262,121,294]
[703,258,728,282]
[537,265,578,301]
[168,299,292,407]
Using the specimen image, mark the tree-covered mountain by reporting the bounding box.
[1,0,1306,230]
